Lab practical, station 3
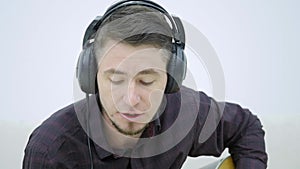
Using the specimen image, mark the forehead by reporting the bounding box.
[97,40,169,74]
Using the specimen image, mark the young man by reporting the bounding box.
[23,0,268,168]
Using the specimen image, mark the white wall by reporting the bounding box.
[1,0,299,168]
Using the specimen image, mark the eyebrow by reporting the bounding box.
[104,69,126,75]
[138,69,160,75]
[103,68,160,76]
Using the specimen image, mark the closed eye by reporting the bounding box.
[140,80,155,86]
[110,79,124,85]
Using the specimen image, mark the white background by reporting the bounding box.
[1,0,299,168]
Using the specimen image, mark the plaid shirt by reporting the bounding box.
[23,86,267,169]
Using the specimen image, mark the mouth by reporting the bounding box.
[119,112,145,122]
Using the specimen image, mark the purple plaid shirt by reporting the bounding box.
[23,86,267,169]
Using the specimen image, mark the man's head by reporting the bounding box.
[76,1,186,137]
[94,5,173,136]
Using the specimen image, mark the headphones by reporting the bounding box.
[76,0,187,94]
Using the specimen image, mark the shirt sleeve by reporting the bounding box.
[23,145,53,169]
[189,94,268,169]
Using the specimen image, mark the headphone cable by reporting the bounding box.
[86,94,94,169]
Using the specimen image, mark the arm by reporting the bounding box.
[189,93,268,169]
[227,108,267,168]
[23,144,53,169]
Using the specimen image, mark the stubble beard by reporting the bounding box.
[109,118,147,136]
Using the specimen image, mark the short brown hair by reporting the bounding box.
[94,5,173,58]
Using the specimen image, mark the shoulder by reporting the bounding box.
[179,86,212,111]
[179,86,258,125]
[25,103,82,154]
[180,86,211,102]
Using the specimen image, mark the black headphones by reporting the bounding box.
[76,0,187,94]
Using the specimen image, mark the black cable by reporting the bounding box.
[86,94,94,169]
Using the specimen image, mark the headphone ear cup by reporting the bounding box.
[76,45,98,94]
[165,15,186,94]
[165,45,187,93]
[177,44,187,83]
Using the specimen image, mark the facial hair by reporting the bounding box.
[109,117,148,136]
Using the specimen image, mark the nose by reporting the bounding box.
[123,81,141,106]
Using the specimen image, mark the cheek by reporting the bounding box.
[99,90,114,112]
[98,84,126,114]
[97,76,115,111]
[147,89,165,111]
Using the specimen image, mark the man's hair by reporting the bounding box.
[93,5,173,59]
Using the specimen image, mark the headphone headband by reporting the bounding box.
[83,0,185,49]
[96,0,168,29]
[104,0,168,19]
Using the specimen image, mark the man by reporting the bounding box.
[23,0,268,168]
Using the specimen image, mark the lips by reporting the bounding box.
[119,112,144,121]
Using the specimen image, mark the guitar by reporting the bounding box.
[199,156,235,169]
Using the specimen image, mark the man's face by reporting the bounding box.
[96,40,168,136]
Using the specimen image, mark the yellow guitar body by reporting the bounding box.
[199,156,235,169]
[218,156,235,169]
